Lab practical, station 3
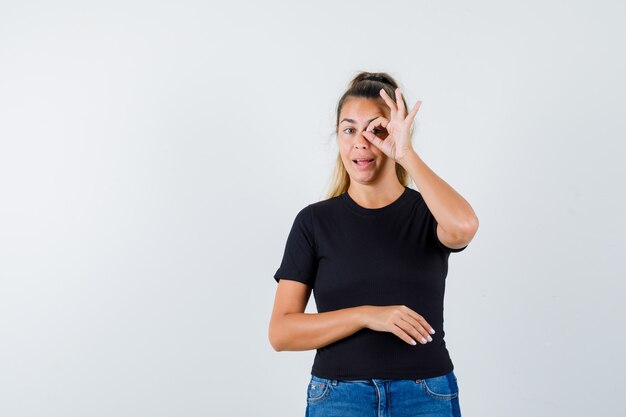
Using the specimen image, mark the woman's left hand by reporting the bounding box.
[362,87,421,163]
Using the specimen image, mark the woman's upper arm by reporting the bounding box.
[268,280,312,350]
[271,279,312,318]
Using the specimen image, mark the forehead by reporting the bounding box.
[339,97,388,121]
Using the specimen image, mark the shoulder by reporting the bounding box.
[287,195,344,235]
[306,194,343,218]
[397,186,427,212]
[404,186,423,203]
[290,196,338,227]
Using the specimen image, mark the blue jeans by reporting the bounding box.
[305,370,461,417]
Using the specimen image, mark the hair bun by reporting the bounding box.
[362,75,390,84]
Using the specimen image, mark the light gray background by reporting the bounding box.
[1,1,624,416]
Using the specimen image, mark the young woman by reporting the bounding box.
[269,71,478,417]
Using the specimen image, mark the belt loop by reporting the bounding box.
[331,379,338,386]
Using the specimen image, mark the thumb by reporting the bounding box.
[362,130,378,142]
[363,131,385,148]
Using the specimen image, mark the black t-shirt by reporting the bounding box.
[273,186,468,380]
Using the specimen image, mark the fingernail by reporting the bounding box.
[411,339,417,345]
[427,335,432,342]
[430,329,435,334]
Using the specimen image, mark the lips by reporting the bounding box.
[353,158,374,168]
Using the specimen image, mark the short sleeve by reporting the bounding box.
[428,208,468,254]
[273,205,319,287]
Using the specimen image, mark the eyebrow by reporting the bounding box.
[340,116,381,125]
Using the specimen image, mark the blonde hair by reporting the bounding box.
[323,71,414,200]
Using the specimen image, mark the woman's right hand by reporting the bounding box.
[360,305,435,345]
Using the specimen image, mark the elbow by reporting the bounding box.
[449,216,478,248]
[268,323,285,352]
[269,337,283,352]
[466,215,479,236]
[459,215,479,240]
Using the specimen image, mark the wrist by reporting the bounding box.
[396,149,418,167]
[354,305,372,330]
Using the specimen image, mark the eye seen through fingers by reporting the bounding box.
[343,127,385,134]
[342,127,388,137]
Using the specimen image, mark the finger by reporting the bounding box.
[365,117,390,140]
[401,315,433,343]
[362,130,385,148]
[367,118,390,131]
[404,308,435,334]
[379,89,398,117]
[390,322,418,345]
[365,116,386,132]
[396,88,406,118]
[378,117,389,129]
[395,320,425,344]
[396,318,427,344]
[406,100,422,124]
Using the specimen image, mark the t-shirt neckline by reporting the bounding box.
[340,186,411,217]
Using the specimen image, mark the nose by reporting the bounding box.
[354,129,370,149]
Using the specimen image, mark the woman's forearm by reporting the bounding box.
[398,150,478,238]
[270,306,369,352]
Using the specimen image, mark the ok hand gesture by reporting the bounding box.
[362,88,421,163]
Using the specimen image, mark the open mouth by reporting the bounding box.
[353,158,374,166]
[352,158,374,170]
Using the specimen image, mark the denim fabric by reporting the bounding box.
[305,370,461,417]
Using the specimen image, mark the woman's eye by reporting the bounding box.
[342,128,381,134]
